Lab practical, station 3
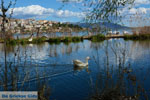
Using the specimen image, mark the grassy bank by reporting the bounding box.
[48,36,83,43]
[4,33,150,45]
[5,33,150,45]
[5,36,48,45]
[3,34,106,45]
[91,34,105,42]
[4,36,85,45]
[124,34,150,40]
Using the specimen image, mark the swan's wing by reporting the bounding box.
[73,60,83,64]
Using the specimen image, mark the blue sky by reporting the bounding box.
[5,0,84,22]
[3,0,150,26]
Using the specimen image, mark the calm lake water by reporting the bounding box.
[0,39,150,100]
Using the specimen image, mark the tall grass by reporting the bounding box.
[91,34,105,42]
[132,26,150,35]
[125,26,150,40]
[48,36,83,44]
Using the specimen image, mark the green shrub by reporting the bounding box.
[49,38,61,43]
[124,34,150,40]
[20,39,26,45]
[0,39,4,43]
[63,37,72,42]
[32,37,47,43]
[91,34,105,42]
[72,36,83,42]
[6,39,17,45]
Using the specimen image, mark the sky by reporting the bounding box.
[5,0,85,22]
[3,0,150,26]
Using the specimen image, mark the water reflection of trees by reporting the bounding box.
[0,42,83,91]
[130,40,150,60]
[0,40,150,100]
[49,43,81,57]
[131,40,150,50]
[0,42,84,67]
[0,43,51,99]
[90,40,149,100]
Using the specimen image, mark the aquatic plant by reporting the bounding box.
[91,34,105,42]
[124,34,150,40]
[72,36,83,42]
[48,38,61,43]
[19,39,26,45]
[0,39,4,43]
[62,37,72,42]
[32,37,47,43]
[90,41,148,100]
[6,39,17,45]
[6,38,29,45]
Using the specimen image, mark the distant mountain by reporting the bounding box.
[74,22,130,30]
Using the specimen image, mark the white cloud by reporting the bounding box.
[120,7,150,16]
[55,10,84,18]
[120,6,150,27]
[134,0,150,5]
[8,5,85,19]
[129,7,148,14]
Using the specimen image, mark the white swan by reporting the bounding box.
[73,57,90,67]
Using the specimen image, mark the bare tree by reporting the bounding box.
[60,0,135,23]
[0,0,17,90]
[0,0,17,38]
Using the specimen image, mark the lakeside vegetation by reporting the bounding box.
[124,26,150,40]
[91,34,105,42]
[2,25,150,45]
[5,37,47,45]
[3,32,150,45]
[4,36,84,45]
[0,34,106,45]
[0,0,150,100]
[124,34,150,40]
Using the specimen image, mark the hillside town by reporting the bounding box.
[0,17,83,34]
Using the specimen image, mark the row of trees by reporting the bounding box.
[53,22,82,29]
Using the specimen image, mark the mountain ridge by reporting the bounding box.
[73,22,130,30]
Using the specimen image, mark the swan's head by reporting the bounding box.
[86,56,90,60]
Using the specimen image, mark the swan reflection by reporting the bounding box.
[73,65,90,74]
